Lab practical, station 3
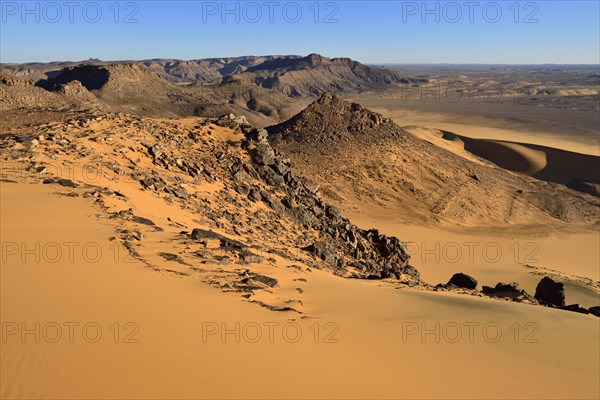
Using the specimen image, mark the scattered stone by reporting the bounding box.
[233,169,249,182]
[249,273,278,288]
[255,128,268,141]
[42,178,78,188]
[190,228,245,249]
[172,188,189,199]
[132,215,156,226]
[158,252,189,265]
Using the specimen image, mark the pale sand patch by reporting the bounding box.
[1,183,599,399]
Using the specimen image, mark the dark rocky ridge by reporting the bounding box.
[267,92,406,144]
[241,122,419,282]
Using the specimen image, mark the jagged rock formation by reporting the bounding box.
[447,273,478,289]
[482,282,534,301]
[1,55,425,125]
[0,111,419,286]
[0,56,299,84]
[242,124,418,281]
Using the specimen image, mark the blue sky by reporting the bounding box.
[1,1,599,64]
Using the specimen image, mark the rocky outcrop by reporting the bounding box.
[239,124,416,283]
[268,93,405,145]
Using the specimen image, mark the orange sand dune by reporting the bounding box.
[439,130,599,185]
[1,183,599,399]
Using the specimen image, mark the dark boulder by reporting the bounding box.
[302,241,336,266]
[190,228,244,248]
[587,306,600,317]
[268,198,286,214]
[534,277,565,307]
[447,273,477,289]
[43,178,78,188]
[249,273,278,288]
[399,264,421,283]
[254,143,275,166]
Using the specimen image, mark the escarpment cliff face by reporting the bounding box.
[228,53,423,96]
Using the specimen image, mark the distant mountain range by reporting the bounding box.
[0,54,421,86]
[0,54,424,124]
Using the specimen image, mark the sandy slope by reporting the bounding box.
[2,183,599,399]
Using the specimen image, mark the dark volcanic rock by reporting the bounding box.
[588,306,600,317]
[302,241,336,266]
[249,273,278,288]
[248,188,262,202]
[447,273,478,289]
[243,127,415,284]
[42,178,78,188]
[534,277,565,307]
[190,228,245,248]
[132,215,156,226]
[561,304,589,314]
[400,264,421,282]
[482,282,531,300]
[267,93,406,144]
[254,142,275,166]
